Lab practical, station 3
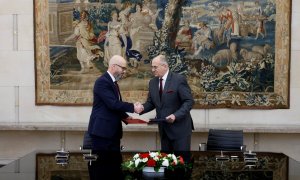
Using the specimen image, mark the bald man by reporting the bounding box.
[141,54,194,163]
[87,55,143,180]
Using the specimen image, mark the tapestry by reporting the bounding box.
[34,0,290,108]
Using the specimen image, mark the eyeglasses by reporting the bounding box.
[114,64,127,71]
[151,66,159,70]
[151,64,165,70]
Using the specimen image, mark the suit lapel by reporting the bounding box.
[154,77,161,104]
[163,73,172,94]
[104,72,119,99]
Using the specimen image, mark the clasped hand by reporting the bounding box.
[134,102,144,114]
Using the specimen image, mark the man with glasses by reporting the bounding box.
[141,54,194,163]
[87,55,143,180]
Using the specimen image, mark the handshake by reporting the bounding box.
[134,102,144,114]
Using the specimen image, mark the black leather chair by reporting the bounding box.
[206,129,244,151]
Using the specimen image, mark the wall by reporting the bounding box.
[0,0,300,164]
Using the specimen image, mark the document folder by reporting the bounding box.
[125,119,148,124]
[148,118,166,124]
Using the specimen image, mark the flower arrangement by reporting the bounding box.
[122,151,185,172]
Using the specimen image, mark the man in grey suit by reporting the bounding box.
[141,54,194,162]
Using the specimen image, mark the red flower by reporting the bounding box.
[160,153,167,157]
[140,153,149,159]
[147,159,156,167]
[122,152,187,173]
[179,156,184,164]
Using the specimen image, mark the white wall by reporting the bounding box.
[0,0,300,161]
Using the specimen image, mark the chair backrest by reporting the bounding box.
[207,129,243,151]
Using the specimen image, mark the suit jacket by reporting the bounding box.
[88,72,134,140]
[143,72,194,140]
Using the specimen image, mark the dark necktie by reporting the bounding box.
[159,78,163,99]
[114,81,122,101]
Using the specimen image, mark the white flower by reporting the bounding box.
[172,154,178,165]
[135,158,141,167]
[133,153,139,159]
[162,159,169,167]
[142,158,148,162]
[149,152,158,158]
[153,156,159,161]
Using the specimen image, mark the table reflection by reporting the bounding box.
[0,151,299,180]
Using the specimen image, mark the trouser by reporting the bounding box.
[88,136,123,180]
[161,133,192,163]
[88,151,123,180]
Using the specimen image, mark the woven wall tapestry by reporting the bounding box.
[34,0,290,109]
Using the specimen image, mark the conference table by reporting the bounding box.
[0,150,299,180]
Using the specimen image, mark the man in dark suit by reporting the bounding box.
[87,55,143,180]
[141,54,194,163]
